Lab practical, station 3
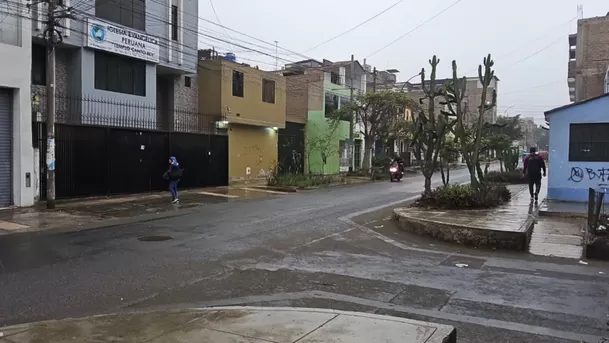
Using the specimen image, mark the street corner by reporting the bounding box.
[0,219,29,233]
[0,207,101,236]
[0,307,456,343]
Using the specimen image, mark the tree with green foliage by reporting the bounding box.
[442,54,498,186]
[502,147,520,172]
[306,119,341,175]
[482,115,523,171]
[330,90,416,173]
[534,125,549,150]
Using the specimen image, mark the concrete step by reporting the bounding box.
[528,217,585,259]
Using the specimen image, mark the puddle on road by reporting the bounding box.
[137,236,173,242]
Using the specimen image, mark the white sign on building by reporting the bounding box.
[85,18,160,63]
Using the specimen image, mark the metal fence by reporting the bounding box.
[32,93,229,199]
[588,187,606,233]
[32,92,225,134]
[277,122,305,175]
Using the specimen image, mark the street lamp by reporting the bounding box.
[399,72,423,92]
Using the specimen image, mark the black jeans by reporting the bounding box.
[528,174,541,197]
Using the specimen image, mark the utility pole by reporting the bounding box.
[372,67,377,93]
[45,0,58,209]
[349,54,355,172]
[274,40,278,70]
[37,0,71,209]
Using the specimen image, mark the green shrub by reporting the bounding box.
[485,169,527,184]
[414,183,511,210]
[372,155,392,168]
[267,173,343,188]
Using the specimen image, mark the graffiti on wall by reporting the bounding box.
[568,167,609,183]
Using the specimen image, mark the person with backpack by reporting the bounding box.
[523,147,546,202]
[164,156,183,204]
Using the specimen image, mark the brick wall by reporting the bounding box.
[173,74,198,112]
[31,48,71,99]
[285,70,323,123]
[31,49,72,120]
[576,15,609,101]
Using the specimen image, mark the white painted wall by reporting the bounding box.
[0,0,34,207]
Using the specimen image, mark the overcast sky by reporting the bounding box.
[199,0,607,125]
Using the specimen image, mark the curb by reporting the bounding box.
[251,185,298,193]
[0,207,201,238]
[0,306,456,343]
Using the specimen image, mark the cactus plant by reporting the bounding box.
[410,56,452,194]
[441,54,498,186]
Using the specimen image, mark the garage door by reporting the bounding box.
[0,89,12,207]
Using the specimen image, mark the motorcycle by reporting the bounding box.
[389,161,404,182]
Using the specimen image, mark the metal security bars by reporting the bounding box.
[32,92,229,199]
[32,92,225,135]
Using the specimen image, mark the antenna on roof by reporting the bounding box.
[577,4,583,19]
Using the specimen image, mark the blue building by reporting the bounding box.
[545,93,609,202]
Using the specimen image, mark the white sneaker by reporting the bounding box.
[172,198,179,204]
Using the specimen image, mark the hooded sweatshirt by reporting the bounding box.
[167,156,182,180]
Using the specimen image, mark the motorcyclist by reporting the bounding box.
[391,154,405,173]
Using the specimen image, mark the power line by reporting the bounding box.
[67,5,295,64]
[365,0,464,58]
[75,0,311,64]
[500,36,564,71]
[208,0,231,39]
[14,1,389,99]
[302,0,405,53]
[500,80,565,96]
[497,17,576,61]
[460,17,576,75]
[145,0,313,61]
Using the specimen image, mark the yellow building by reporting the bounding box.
[198,56,286,182]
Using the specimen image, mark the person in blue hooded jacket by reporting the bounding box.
[164,156,182,204]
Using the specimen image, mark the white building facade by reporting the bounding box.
[0,0,34,207]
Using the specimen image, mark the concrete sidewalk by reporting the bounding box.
[0,307,456,343]
[0,175,379,236]
[0,186,285,236]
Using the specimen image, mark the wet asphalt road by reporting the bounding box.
[1,168,609,343]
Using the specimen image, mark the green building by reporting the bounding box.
[283,59,366,175]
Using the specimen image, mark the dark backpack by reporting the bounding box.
[168,167,183,179]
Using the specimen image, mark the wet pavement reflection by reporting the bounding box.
[0,186,283,235]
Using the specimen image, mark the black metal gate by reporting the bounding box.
[277,122,305,175]
[0,89,13,207]
[33,93,228,200]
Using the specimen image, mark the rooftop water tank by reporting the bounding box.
[224,53,236,62]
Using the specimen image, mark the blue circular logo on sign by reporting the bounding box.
[91,25,105,41]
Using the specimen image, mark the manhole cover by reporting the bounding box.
[137,235,173,242]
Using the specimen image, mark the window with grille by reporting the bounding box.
[569,123,609,162]
[171,5,178,41]
[262,79,275,103]
[32,43,47,85]
[324,92,339,117]
[330,72,340,85]
[232,71,244,97]
[94,50,146,96]
[96,0,145,30]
